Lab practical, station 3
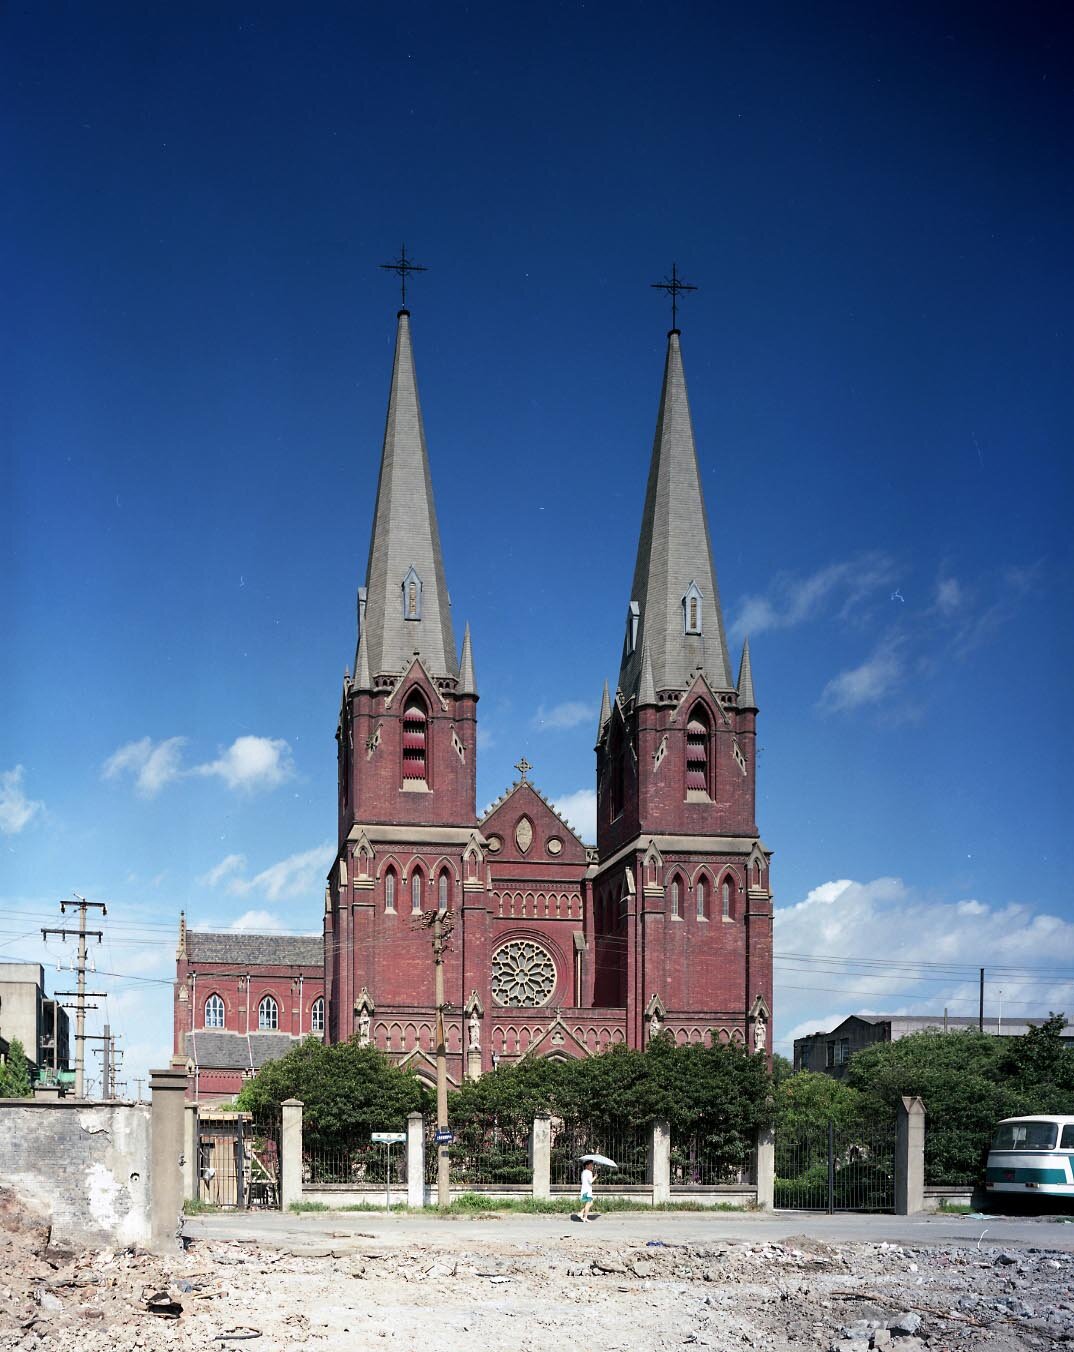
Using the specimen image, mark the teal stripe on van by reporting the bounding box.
[986,1165,1068,1185]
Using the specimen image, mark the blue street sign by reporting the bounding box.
[434,1128,454,1144]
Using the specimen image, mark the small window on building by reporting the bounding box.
[834,1038,850,1066]
[411,871,423,913]
[625,600,640,653]
[826,1040,835,1068]
[438,872,449,911]
[402,693,429,784]
[670,878,681,918]
[384,869,397,912]
[204,994,224,1029]
[686,705,711,797]
[683,582,703,635]
[753,860,762,887]
[258,995,279,1031]
[696,877,708,920]
[402,566,423,620]
[722,878,733,919]
[311,998,325,1033]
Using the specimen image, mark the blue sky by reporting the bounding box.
[3,2,1072,1084]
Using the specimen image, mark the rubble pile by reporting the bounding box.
[2,1188,1073,1351]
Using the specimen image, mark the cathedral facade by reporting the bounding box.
[324,306,773,1085]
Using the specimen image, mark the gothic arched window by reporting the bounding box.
[384,869,397,912]
[411,870,423,913]
[670,877,682,919]
[311,997,325,1033]
[438,871,449,911]
[722,877,733,919]
[402,693,429,785]
[686,704,711,798]
[696,877,709,921]
[258,995,279,1030]
[204,994,224,1029]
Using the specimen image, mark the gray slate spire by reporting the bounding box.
[736,636,756,709]
[361,311,458,681]
[354,626,372,691]
[619,330,733,698]
[458,623,477,696]
[637,642,657,707]
[597,680,612,739]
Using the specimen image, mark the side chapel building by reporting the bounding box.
[176,300,773,1096]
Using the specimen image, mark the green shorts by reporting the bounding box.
[580,1192,593,1203]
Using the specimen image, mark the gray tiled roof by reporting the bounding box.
[619,331,733,698]
[360,311,458,682]
[184,1031,300,1071]
[186,932,324,967]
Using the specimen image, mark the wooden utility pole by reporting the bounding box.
[43,895,107,1098]
[415,906,454,1207]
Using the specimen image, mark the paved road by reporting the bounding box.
[186,1207,1074,1253]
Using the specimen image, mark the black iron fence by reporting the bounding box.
[775,1119,896,1212]
[424,1116,532,1186]
[303,1139,406,1188]
[196,1110,281,1209]
[550,1119,649,1187]
[671,1133,753,1187]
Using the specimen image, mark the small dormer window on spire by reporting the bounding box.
[402,566,423,621]
[626,601,640,654]
[683,582,703,635]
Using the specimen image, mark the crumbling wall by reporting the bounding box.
[0,1099,151,1246]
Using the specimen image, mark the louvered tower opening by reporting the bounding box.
[686,705,711,799]
[402,695,428,785]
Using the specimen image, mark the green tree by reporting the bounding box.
[0,1039,33,1098]
[774,1068,870,1138]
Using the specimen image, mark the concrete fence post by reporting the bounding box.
[183,1103,198,1201]
[896,1095,926,1215]
[280,1099,303,1210]
[648,1118,671,1205]
[755,1126,775,1210]
[149,1060,188,1252]
[530,1113,551,1199]
[407,1112,425,1208]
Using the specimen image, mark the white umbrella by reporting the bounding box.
[579,1152,618,1169]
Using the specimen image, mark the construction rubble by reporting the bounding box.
[2,1195,1073,1350]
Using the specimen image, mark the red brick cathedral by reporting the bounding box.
[324,306,773,1084]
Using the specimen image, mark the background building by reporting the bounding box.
[0,961,70,1081]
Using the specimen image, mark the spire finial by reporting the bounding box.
[514,757,532,782]
[650,261,697,331]
[380,243,428,310]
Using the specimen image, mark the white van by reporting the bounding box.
[986,1115,1074,1197]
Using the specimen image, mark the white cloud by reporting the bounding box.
[773,877,1074,1055]
[552,789,597,843]
[731,553,898,641]
[229,909,287,933]
[198,854,247,887]
[0,765,44,835]
[819,640,904,712]
[103,734,293,797]
[102,736,187,797]
[194,736,294,792]
[533,701,596,732]
[934,576,963,616]
[227,841,335,903]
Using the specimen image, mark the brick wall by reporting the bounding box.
[0,1100,151,1246]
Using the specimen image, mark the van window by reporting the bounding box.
[991,1121,1058,1151]
[1061,1125,1074,1150]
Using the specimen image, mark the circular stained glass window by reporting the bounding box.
[491,940,557,1008]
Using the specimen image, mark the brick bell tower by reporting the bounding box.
[325,305,487,1058]
[592,323,773,1055]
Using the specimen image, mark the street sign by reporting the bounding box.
[434,1128,454,1145]
[371,1132,405,1144]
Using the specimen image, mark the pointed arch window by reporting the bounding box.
[384,869,397,912]
[258,995,279,1031]
[311,998,325,1033]
[753,860,762,888]
[402,693,428,785]
[696,877,709,921]
[683,581,703,635]
[686,704,712,798]
[411,869,423,913]
[670,877,682,919]
[722,877,733,919]
[438,871,450,912]
[402,566,423,620]
[204,994,225,1029]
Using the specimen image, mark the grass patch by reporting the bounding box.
[433,1193,745,1216]
[936,1201,975,1215]
[182,1198,219,1216]
[288,1200,329,1213]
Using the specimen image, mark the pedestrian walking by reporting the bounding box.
[579,1162,596,1221]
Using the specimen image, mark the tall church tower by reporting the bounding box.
[325,306,484,1047]
[593,325,773,1053]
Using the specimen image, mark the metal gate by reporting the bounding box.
[196,1109,282,1209]
[776,1119,897,1212]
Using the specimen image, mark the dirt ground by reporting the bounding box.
[3,1196,1074,1351]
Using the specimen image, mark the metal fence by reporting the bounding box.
[550,1119,649,1186]
[424,1116,532,1186]
[775,1119,896,1212]
[671,1133,753,1187]
[196,1110,281,1209]
[303,1139,406,1188]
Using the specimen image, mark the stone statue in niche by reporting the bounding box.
[468,1009,481,1050]
[648,1010,662,1041]
[753,1016,767,1053]
[358,1007,371,1046]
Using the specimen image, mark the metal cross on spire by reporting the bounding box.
[514,757,532,782]
[380,244,428,309]
[650,262,698,331]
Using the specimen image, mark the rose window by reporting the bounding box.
[491,940,557,1007]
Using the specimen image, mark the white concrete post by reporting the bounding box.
[530,1113,551,1199]
[407,1111,425,1208]
[649,1118,671,1205]
[183,1103,198,1201]
[755,1126,775,1210]
[149,1060,188,1252]
[896,1095,926,1215]
[280,1098,303,1211]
